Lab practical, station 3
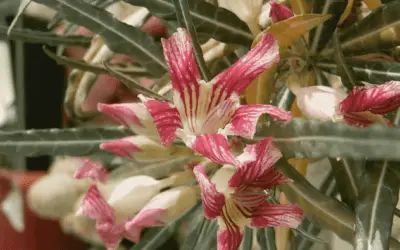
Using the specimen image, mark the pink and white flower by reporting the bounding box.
[98,103,192,161]
[269,0,294,23]
[74,158,108,182]
[139,28,289,165]
[295,81,400,126]
[193,138,303,250]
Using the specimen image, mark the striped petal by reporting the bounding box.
[225,104,291,139]
[339,81,400,126]
[161,28,200,96]
[217,227,244,250]
[188,134,240,166]
[270,0,294,23]
[229,137,289,189]
[250,202,303,228]
[76,185,114,223]
[100,135,184,162]
[96,221,125,250]
[74,158,108,182]
[139,96,182,146]
[97,102,158,137]
[213,33,279,97]
[193,165,225,219]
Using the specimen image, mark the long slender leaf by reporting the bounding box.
[276,160,400,249]
[256,118,400,161]
[0,126,131,157]
[8,0,31,34]
[332,29,359,89]
[33,0,168,77]
[0,25,91,47]
[321,1,400,56]
[309,0,348,53]
[130,202,201,250]
[257,228,277,250]
[43,46,150,76]
[239,227,253,250]
[329,158,365,209]
[316,59,400,84]
[296,170,338,250]
[124,0,253,46]
[354,161,400,250]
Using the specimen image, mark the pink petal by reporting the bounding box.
[190,134,240,166]
[339,81,400,125]
[225,104,291,139]
[229,137,289,189]
[140,96,182,146]
[73,158,108,182]
[250,202,303,228]
[124,208,167,242]
[217,227,243,250]
[97,103,145,130]
[96,221,125,250]
[213,34,279,97]
[193,165,225,219]
[161,28,200,96]
[100,137,141,160]
[270,0,294,23]
[76,184,114,223]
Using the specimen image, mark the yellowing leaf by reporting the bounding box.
[338,0,354,25]
[244,65,277,105]
[288,0,312,15]
[254,14,332,49]
[363,0,382,10]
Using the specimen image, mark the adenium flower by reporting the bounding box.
[269,0,294,23]
[98,103,193,161]
[124,185,200,242]
[193,137,303,250]
[294,81,400,126]
[138,28,290,166]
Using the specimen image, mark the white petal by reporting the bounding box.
[211,165,236,195]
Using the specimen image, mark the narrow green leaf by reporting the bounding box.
[256,118,400,161]
[33,0,168,77]
[0,25,91,47]
[316,59,400,84]
[276,160,400,248]
[8,0,31,34]
[257,228,276,250]
[313,67,331,86]
[329,158,365,209]
[332,29,359,89]
[309,0,348,53]
[124,0,253,46]
[130,203,201,250]
[173,0,212,81]
[271,85,296,112]
[103,62,169,101]
[296,170,337,250]
[0,126,131,157]
[321,1,400,56]
[43,46,150,76]
[354,161,400,250]
[239,227,253,250]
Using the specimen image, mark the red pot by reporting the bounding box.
[0,170,86,250]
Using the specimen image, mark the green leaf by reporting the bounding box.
[296,170,337,250]
[332,29,360,89]
[255,118,400,161]
[130,203,201,250]
[0,126,131,157]
[354,161,400,250]
[321,1,400,56]
[8,0,31,34]
[257,228,276,250]
[276,160,400,248]
[313,67,331,86]
[309,0,348,53]
[33,0,168,77]
[0,25,91,47]
[43,46,150,76]
[329,158,365,209]
[124,0,253,46]
[316,59,400,84]
[239,227,253,250]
